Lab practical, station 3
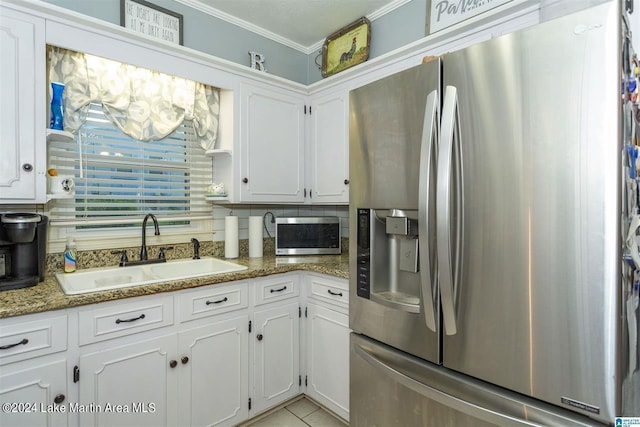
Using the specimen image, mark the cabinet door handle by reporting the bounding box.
[169,360,178,368]
[327,289,343,297]
[0,338,28,350]
[257,334,263,341]
[54,394,66,405]
[181,356,189,364]
[242,177,248,183]
[344,179,350,185]
[270,286,287,293]
[22,163,33,172]
[206,297,228,305]
[115,314,146,324]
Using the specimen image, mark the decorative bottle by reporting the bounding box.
[50,82,65,131]
[64,238,77,273]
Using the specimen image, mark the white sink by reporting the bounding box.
[149,257,248,279]
[55,257,247,295]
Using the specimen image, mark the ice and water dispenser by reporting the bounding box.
[356,208,422,313]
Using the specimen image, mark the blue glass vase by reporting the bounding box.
[50,82,65,130]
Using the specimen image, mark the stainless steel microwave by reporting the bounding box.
[275,217,341,255]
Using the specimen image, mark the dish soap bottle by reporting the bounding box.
[64,238,77,273]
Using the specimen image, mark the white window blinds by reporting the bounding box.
[48,102,212,226]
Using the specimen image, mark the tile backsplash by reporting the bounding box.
[212,205,349,242]
[1,204,350,266]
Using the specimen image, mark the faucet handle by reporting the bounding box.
[111,250,128,267]
[158,246,174,260]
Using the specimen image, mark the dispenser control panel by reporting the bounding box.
[357,208,371,299]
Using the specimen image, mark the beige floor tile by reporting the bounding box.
[302,408,348,427]
[247,408,308,427]
[285,397,319,419]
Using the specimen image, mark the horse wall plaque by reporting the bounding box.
[321,17,371,78]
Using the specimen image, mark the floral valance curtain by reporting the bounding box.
[48,47,219,150]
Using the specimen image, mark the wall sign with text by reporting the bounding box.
[120,0,184,45]
[429,0,513,34]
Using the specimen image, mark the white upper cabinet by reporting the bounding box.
[239,81,306,203]
[236,80,350,205]
[308,89,349,204]
[0,8,45,203]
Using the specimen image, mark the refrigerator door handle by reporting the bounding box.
[418,89,439,332]
[437,85,462,335]
[353,340,541,426]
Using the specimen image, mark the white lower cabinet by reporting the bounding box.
[78,323,251,427]
[0,312,69,427]
[303,273,350,421]
[305,303,350,420]
[177,316,248,426]
[0,271,350,426]
[252,302,300,414]
[78,334,178,427]
[77,287,249,427]
[251,274,300,415]
[0,359,68,427]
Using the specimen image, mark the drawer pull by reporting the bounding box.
[270,286,287,293]
[327,289,343,297]
[115,314,146,324]
[0,338,29,350]
[206,297,228,305]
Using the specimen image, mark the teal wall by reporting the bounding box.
[42,0,428,85]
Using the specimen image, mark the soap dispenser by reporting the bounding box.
[64,238,77,273]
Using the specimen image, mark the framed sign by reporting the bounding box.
[321,17,371,78]
[428,0,512,34]
[120,0,184,45]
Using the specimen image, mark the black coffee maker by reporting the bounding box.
[0,213,48,291]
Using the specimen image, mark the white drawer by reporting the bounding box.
[308,275,349,308]
[179,281,248,322]
[0,314,67,365]
[253,274,299,306]
[78,294,174,345]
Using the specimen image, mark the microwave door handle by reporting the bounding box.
[437,85,460,336]
[418,89,439,332]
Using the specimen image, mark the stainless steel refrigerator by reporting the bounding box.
[349,1,639,425]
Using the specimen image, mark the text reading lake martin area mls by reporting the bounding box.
[2,401,157,414]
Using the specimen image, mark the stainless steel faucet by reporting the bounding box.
[140,214,160,261]
[191,238,200,259]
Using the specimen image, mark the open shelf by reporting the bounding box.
[46,128,74,143]
[46,193,75,202]
[205,195,230,203]
[205,148,232,157]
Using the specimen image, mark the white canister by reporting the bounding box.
[249,216,263,258]
[224,216,239,258]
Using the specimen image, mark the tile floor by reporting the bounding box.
[242,396,348,427]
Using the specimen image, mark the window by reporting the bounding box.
[48,102,212,229]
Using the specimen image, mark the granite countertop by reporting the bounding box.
[0,253,349,319]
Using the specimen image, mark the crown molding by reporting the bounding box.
[176,0,411,55]
[176,0,310,52]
